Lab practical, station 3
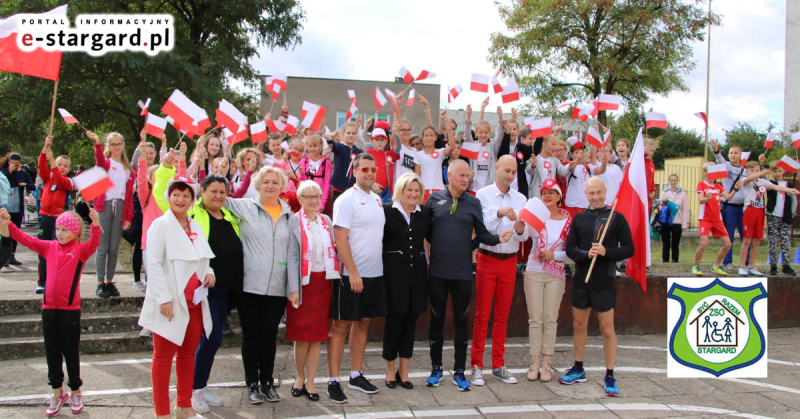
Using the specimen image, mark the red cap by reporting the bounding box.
[375,120,391,131]
[539,178,562,196]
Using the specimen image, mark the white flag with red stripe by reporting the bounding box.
[459,142,481,160]
[145,113,168,138]
[740,151,751,168]
[0,5,66,81]
[416,69,436,81]
[348,90,357,106]
[372,87,387,110]
[162,90,206,131]
[165,116,191,138]
[597,94,621,111]
[603,129,612,148]
[646,112,667,130]
[263,76,274,95]
[501,78,519,103]
[694,112,708,126]
[450,84,463,100]
[250,121,268,143]
[525,117,553,138]
[585,126,604,149]
[301,102,326,131]
[398,65,414,84]
[519,198,551,233]
[778,155,800,173]
[72,166,114,201]
[793,132,800,149]
[707,163,728,181]
[384,89,398,112]
[407,89,416,107]
[567,135,584,149]
[137,98,151,116]
[271,73,287,95]
[224,124,249,145]
[765,133,776,148]
[491,75,503,94]
[470,73,490,93]
[345,101,358,121]
[614,129,650,292]
[555,99,576,111]
[284,115,299,136]
[267,119,285,133]
[57,108,79,125]
[216,99,247,134]
[572,103,592,122]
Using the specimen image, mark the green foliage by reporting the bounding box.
[718,122,786,165]
[650,125,705,169]
[0,0,305,169]
[489,0,718,125]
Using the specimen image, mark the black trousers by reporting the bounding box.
[428,277,472,371]
[8,211,23,254]
[661,224,683,263]
[383,314,419,361]
[42,309,82,390]
[238,292,285,387]
[37,215,57,286]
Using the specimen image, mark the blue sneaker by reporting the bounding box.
[452,369,470,391]
[604,375,618,397]
[426,366,443,387]
[558,366,587,385]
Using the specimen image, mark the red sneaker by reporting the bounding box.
[70,391,83,414]
[45,393,69,417]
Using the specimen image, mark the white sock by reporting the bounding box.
[350,371,361,379]
[328,377,340,384]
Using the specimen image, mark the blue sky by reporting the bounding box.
[248,0,786,142]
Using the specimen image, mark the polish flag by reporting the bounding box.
[216,99,247,133]
[597,94,621,111]
[793,132,800,149]
[345,101,358,121]
[519,198,551,233]
[145,113,168,139]
[555,99,577,111]
[459,142,481,160]
[384,89,398,112]
[398,65,414,84]
[72,166,115,201]
[603,129,612,148]
[491,75,503,94]
[450,84,463,100]
[572,103,592,122]
[694,112,708,126]
[250,121,268,143]
[765,133,776,148]
[190,109,212,135]
[526,117,553,138]
[447,86,451,104]
[373,87,387,110]
[348,90,357,106]
[162,89,205,130]
[614,129,650,292]
[164,116,190,138]
[645,112,667,130]
[470,73,490,93]
[416,70,436,81]
[57,109,79,125]
[585,126,604,149]
[501,78,519,103]
[271,72,287,94]
[224,124,249,145]
[407,89,416,107]
[707,163,728,181]
[267,119,286,133]
[263,76,274,95]
[0,5,66,81]
[778,155,800,173]
[567,135,585,150]
[494,67,502,77]
[301,102,326,131]
[137,98,151,116]
[591,99,599,118]
[284,115,299,136]
[739,151,751,168]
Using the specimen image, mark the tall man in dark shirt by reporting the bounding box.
[424,159,513,391]
[562,177,633,397]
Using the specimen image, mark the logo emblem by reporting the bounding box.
[431,152,440,159]
[667,277,767,378]
[516,151,524,161]
[482,151,490,159]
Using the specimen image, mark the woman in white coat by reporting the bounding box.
[139,175,215,419]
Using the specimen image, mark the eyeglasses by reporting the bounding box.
[300,194,322,200]
[108,143,124,148]
[399,128,412,133]
[450,197,458,215]
[356,167,379,174]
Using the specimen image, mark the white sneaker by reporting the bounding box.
[192,389,210,414]
[492,366,518,384]
[70,391,83,414]
[199,387,222,407]
[470,366,485,386]
[139,328,152,337]
[738,267,750,276]
[748,267,765,277]
[133,281,146,292]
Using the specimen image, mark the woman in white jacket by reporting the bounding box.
[139,175,215,419]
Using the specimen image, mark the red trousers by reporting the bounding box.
[471,253,517,369]
[152,307,203,416]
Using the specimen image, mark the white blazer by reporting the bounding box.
[138,210,214,346]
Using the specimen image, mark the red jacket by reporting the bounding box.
[93,143,134,225]
[9,223,100,310]
[365,149,397,191]
[38,153,73,217]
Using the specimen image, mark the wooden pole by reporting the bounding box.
[703,0,712,160]
[48,81,59,136]
[585,198,620,283]
[268,99,277,116]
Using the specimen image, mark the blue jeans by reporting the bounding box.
[379,185,392,203]
[722,204,749,265]
[193,287,230,390]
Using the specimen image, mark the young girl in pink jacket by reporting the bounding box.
[0,207,100,417]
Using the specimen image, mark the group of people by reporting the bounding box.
[0,92,790,418]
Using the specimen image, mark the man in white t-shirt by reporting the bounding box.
[328,153,386,403]
[593,146,623,206]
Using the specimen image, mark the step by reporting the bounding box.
[0,296,146,317]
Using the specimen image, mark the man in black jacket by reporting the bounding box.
[561,177,633,397]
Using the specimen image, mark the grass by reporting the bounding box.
[650,240,795,274]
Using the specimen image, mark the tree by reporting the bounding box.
[0,0,305,168]
[489,0,719,126]
[719,122,785,164]
[651,125,705,169]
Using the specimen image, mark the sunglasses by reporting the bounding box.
[356,167,379,174]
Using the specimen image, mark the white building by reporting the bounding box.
[785,0,800,131]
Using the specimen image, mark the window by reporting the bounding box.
[336,112,390,130]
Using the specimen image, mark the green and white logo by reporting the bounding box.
[667,278,767,378]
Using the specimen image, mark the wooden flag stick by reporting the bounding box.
[48,81,59,136]
[174,131,187,150]
[268,99,277,116]
[585,198,619,283]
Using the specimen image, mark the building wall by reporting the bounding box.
[259,76,440,132]
[786,0,800,131]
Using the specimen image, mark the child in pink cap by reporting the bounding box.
[0,208,101,417]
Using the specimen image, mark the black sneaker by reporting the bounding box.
[7,256,21,266]
[348,372,379,394]
[222,318,232,335]
[770,265,778,276]
[261,383,280,402]
[327,381,348,404]
[105,282,120,297]
[96,283,110,298]
[247,383,263,404]
[565,265,573,277]
[783,265,796,276]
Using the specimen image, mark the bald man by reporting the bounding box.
[562,177,633,397]
[425,159,513,391]
[470,155,528,386]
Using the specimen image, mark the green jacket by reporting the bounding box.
[188,197,240,239]
[153,164,176,213]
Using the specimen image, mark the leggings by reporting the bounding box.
[661,224,683,263]
[152,307,203,416]
[238,292,285,387]
[42,309,82,391]
[131,241,143,283]
[767,215,792,266]
[37,214,57,286]
[96,199,124,282]
[428,277,472,371]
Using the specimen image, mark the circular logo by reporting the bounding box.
[759,186,766,193]
[482,151,490,159]
[686,295,749,364]
[387,156,393,163]
[350,154,356,160]
[544,161,552,171]
[432,152,440,159]
[516,151,524,160]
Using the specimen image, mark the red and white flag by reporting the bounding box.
[597,94,621,111]
[416,70,436,81]
[501,78,519,103]
[263,76,274,95]
[398,65,414,84]
[585,126,604,149]
[590,99,599,118]
[740,151,751,168]
[345,101,358,121]
[707,163,728,181]
[250,121,268,143]
[284,115,299,136]
[572,103,593,122]
[384,89,398,112]
[555,99,576,112]
[301,101,326,131]
[145,113,168,139]
[778,155,800,173]
[645,112,667,130]
[190,109,212,135]
[407,89,416,107]
[216,99,247,134]
[491,75,503,94]
[72,166,115,201]
[447,86,452,104]
[765,133,776,148]
[459,142,481,160]
[137,98,151,116]
[267,119,286,133]
[347,90,357,106]
[57,108,79,125]
[0,5,66,81]
[224,125,249,145]
[162,89,205,131]
[526,117,553,138]
[164,116,189,138]
[519,198,551,233]
[614,129,650,292]
[373,87,387,110]
[271,72,287,96]
[603,129,612,148]
[567,135,584,149]
[450,84,463,100]
[793,132,800,149]
[470,73,490,93]
[694,112,708,126]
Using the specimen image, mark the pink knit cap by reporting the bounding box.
[55,213,82,237]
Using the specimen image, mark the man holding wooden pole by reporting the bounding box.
[561,177,633,397]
